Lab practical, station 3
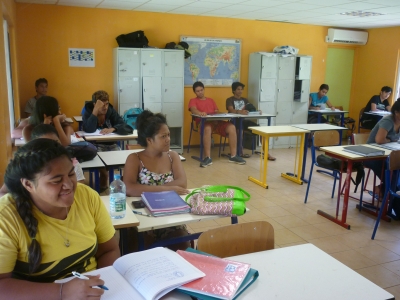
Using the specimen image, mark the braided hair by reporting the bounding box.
[136,110,168,147]
[4,139,71,273]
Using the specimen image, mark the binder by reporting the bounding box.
[342,145,385,157]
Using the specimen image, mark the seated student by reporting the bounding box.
[226,81,276,161]
[308,84,335,124]
[360,86,392,130]
[189,81,246,167]
[23,96,74,147]
[0,124,86,197]
[0,139,119,298]
[24,78,48,117]
[123,110,190,250]
[364,99,400,199]
[82,90,133,192]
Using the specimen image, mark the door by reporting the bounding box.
[278,56,295,79]
[260,78,276,102]
[164,51,184,77]
[261,54,278,78]
[141,49,162,76]
[118,76,141,114]
[118,49,140,77]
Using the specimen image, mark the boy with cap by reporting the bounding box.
[226,82,276,161]
[189,81,246,167]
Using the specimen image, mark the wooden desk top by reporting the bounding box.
[73,116,83,122]
[321,144,391,160]
[248,125,309,136]
[100,196,139,229]
[292,123,348,131]
[80,130,138,142]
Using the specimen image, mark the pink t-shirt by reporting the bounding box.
[188,97,218,114]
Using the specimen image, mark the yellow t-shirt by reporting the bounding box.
[0,183,115,282]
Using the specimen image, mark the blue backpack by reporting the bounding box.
[123,107,143,129]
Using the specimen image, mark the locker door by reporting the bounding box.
[260,78,276,102]
[163,77,183,103]
[277,80,294,102]
[298,57,312,80]
[163,106,183,127]
[141,50,162,76]
[143,77,162,102]
[118,77,141,114]
[261,55,278,78]
[300,80,310,103]
[164,51,184,77]
[278,56,295,79]
[258,102,276,126]
[276,101,292,124]
[143,102,162,113]
[118,50,140,77]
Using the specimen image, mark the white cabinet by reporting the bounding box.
[113,48,184,153]
[248,52,312,148]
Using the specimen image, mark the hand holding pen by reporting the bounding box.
[61,272,107,299]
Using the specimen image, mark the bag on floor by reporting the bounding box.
[185,185,250,216]
[66,141,97,163]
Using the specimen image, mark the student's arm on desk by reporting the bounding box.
[123,152,189,197]
[308,96,320,110]
[326,100,335,111]
[189,106,207,116]
[227,103,248,115]
[375,127,391,144]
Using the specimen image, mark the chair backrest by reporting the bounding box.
[313,130,340,148]
[196,221,274,258]
[359,107,365,119]
[389,150,400,171]
[126,144,144,150]
[352,133,369,145]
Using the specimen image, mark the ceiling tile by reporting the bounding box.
[58,0,102,7]
[98,1,144,10]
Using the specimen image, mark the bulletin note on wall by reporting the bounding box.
[69,48,95,67]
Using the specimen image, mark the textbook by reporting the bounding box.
[176,249,257,300]
[55,247,205,300]
[141,191,191,216]
[343,145,385,157]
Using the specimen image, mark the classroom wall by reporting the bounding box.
[0,0,17,183]
[15,4,330,145]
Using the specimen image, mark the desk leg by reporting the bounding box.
[317,159,352,230]
[94,169,100,193]
[138,232,145,251]
[248,135,269,188]
[318,114,321,123]
[281,134,304,185]
[191,118,205,162]
[108,168,114,185]
[119,228,129,255]
[231,216,238,224]
[339,113,344,141]
[237,118,242,157]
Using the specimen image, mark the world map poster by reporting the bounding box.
[180,36,241,87]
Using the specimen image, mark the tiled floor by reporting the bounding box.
[182,145,400,298]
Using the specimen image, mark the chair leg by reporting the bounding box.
[363,168,371,191]
[359,174,365,211]
[304,164,315,203]
[372,189,389,239]
[331,171,338,199]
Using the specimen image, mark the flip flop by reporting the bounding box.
[268,156,276,161]
[240,153,251,158]
[368,190,379,201]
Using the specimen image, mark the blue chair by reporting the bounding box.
[304,130,341,203]
[371,150,400,239]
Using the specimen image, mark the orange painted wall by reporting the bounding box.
[15,4,331,145]
[0,0,17,183]
[351,26,400,119]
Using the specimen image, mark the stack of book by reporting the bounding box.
[141,191,191,217]
[342,145,385,157]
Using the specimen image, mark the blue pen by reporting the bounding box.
[72,271,109,290]
[132,210,152,217]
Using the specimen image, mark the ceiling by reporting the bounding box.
[15,0,400,29]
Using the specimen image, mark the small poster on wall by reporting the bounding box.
[180,36,241,87]
[69,48,95,67]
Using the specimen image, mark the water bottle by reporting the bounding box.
[109,174,126,219]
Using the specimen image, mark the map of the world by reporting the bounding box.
[181,36,241,87]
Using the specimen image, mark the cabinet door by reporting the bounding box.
[260,78,276,102]
[118,76,141,114]
[277,80,294,102]
[297,56,312,80]
[143,76,162,103]
[258,102,276,126]
[141,49,162,76]
[278,56,295,79]
[163,106,183,127]
[118,49,140,77]
[163,77,183,103]
[143,101,162,113]
[276,101,292,124]
[292,102,308,124]
[261,54,278,78]
[164,51,184,77]
[300,79,310,103]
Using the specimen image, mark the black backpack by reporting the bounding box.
[66,141,97,163]
[116,30,149,48]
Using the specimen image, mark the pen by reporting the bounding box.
[71,271,109,290]
[132,210,152,217]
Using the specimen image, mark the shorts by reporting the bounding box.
[205,121,231,137]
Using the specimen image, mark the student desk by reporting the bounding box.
[97,149,186,183]
[319,144,391,229]
[168,243,394,300]
[79,130,138,142]
[309,109,348,139]
[248,125,309,188]
[190,114,240,161]
[73,115,83,130]
[13,138,25,147]
[100,196,140,255]
[80,155,105,192]
[102,195,237,251]
[291,123,348,182]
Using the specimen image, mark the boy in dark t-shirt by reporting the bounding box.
[361,86,392,129]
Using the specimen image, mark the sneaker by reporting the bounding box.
[229,156,246,165]
[200,157,213,168]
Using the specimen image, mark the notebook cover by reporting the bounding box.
[343,145,384,156]
[141,191,190,212]
[176,250,251,300]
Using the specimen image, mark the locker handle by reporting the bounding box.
[260,89,263,92]
[120,69,127,72]
[142,63,146,65]
[119,89,122,92]
[278,89,280,92]
[165,89,167,92]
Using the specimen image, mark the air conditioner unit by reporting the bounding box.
[325,28,368,45]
